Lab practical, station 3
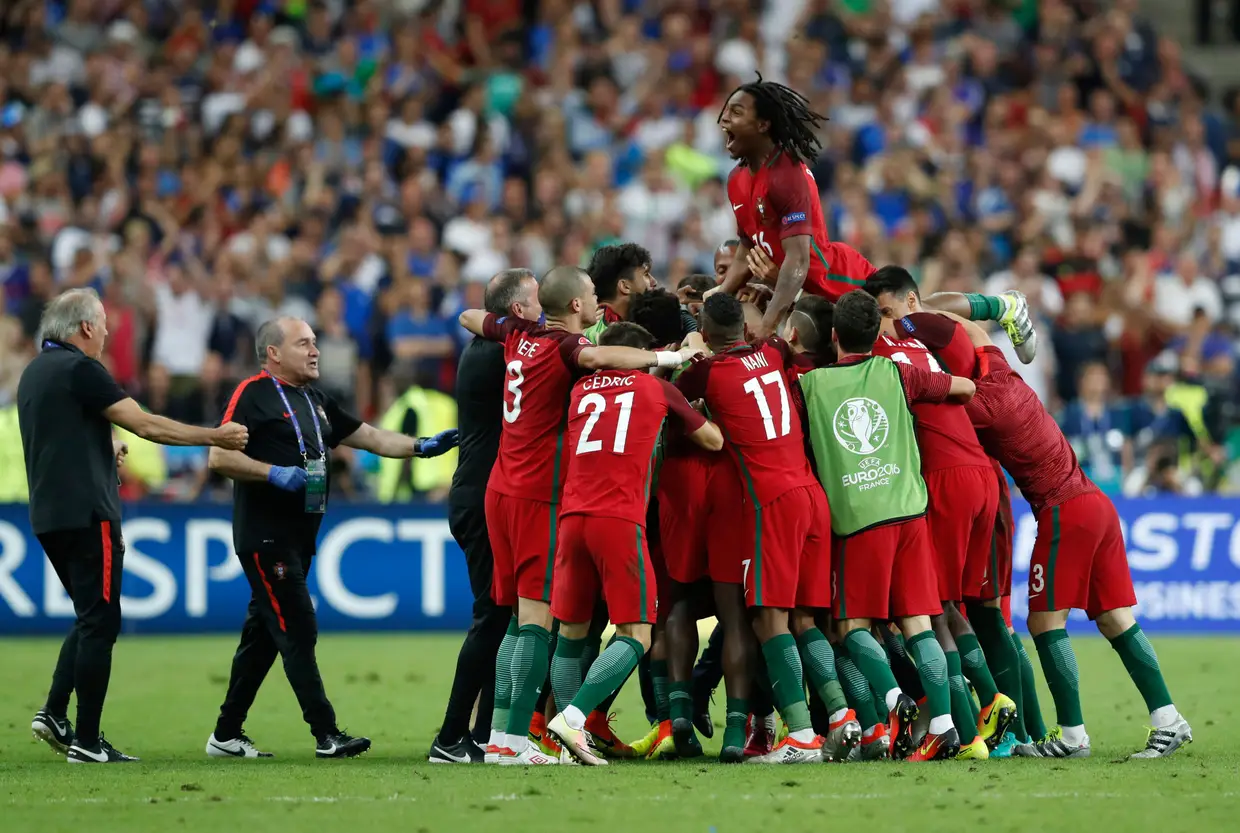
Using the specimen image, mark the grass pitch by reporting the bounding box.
[1,633,1237,833]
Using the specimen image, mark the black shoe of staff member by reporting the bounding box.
[67,735,140,763]
[32,709,75,755]
[315,730,371,759]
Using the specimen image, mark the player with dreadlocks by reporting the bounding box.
[710,75,876,339]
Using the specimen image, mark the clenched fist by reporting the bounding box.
[212,422,249,450]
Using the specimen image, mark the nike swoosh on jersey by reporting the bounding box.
[732,203,744,210]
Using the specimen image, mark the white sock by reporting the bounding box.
[763,712,778,733]
[829,708,850,725]
[928,715,954,735]
[506,733,527,752]
[563,705,586,731]
[862,724,879,739]
[884,688,902,712]
[1060,724,1087,746]
[1150,705,1179,729]
[488,729,503,749]
[789,728,816,743]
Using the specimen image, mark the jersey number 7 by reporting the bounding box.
[743,371,791,440]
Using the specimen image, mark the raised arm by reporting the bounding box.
[577,343,702,372]
[458,309,489,338]
[104,398,248,449]
[715,238,754,295]
[756,234,809,340]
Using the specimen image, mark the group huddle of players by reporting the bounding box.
[449,77,1194,767]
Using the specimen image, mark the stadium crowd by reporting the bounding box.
[0,0,1238,501]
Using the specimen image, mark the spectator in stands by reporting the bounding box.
[1061,361,1130,494]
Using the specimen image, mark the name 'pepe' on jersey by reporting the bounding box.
[481,313,590,503]
[870,332,991,473]
[560,370,706,525]
[727,152,876,301]
[676,336,817,506]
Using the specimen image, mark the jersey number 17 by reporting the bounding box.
[743,371,790,440]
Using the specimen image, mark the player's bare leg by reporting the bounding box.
[932,610,981,759]
[1026,609,1090,758]
[498,599,558,765]
[548,621,652,767]
[963,597,1023,754]
[895,614,960,761]
[714,581,756,762]
[838,617,919,759]
[667,581,711,758]
[1094,607,1192,758]
[789,610,859,761]
[748,608,822,763]
[922,291,1037,363]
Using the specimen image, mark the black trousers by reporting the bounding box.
[38,520,125,748]
[439,499,513,744]
[215,548,337,740]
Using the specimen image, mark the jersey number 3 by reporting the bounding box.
[503,360,524,424]
[576,391,635,455]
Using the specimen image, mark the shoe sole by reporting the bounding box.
[719,746,744,764]
[982,705,1018,751]
[934,740,962,761]
[427,754,475,764]
[693,714,714,739]
[891,700,919,760]
[670,718,703,759]
[32,723,71,756]
[316,742,371,759]
[546,725,605,767]
[823,725,862,762]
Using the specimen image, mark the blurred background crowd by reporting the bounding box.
[1,0,1239,503]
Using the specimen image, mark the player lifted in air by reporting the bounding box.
[678,295,856,765]
[709,74,877,339]
[944,314,1193,760]
[798,291,977,761]
[545,322,724,765]
[458,266,701,765]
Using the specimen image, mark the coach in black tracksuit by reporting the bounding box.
[20,288,248,764]
[429,269,542,763]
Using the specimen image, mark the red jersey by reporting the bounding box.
[898,312,980,379]
[560,371,705,525]
[727,154,876,301]
[677,337,817,506]
[871,332,990,473]
[482,314,590,503]
[966,347,1097,513]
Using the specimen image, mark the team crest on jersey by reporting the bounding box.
[755,196,766,221]
[833,397,890,455]
[274,562,287,580]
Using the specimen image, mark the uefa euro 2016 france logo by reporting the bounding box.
[832,397,890,455]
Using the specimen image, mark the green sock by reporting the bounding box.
[967,603,1023,734]
[491,617,519,735]
[760,633,813,733]
[905,630,952,722]
[944,650,979,743]
[1032,628,1085,728]
[650,658,670,722]
[835,643,882,729]
[669,680,693,723]
[795,628,848,716]
[965,292,1006,321]
[723,697,748,752]
[550,635,587,711]
[955,631,999,707]
[505,624,552,738]
[1108,623,1174,714]
[880,626,924,699]
[571,637,644,716]
[844,628,900,706]
[1011,630,1046,740]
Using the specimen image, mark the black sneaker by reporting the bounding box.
[692,692,715,739]
[428,735,484,764]
[316,731,371,759]
[67,735,140,763]
[32,710,74,755]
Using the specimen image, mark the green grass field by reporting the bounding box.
[2,633,1237,833]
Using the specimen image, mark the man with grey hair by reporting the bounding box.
[19,288,249,764]
[430,268,540,764]
[205,315,457,760]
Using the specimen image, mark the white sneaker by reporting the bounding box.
[1130,717,1192,759]
[206,732,273,758]
[497,745,560,766]
[746,736,823,764]
[547,713,607,766]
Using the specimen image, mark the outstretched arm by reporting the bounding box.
[756,234,809,340]
[458,309,488,337]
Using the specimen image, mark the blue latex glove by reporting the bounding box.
[268,465,308,492]
[418,429,459,458]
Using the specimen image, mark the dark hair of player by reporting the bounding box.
[789,295,834,355]
[539,265,589,316]
[719,74,827,166]
[587,243,652,303]
[599,321,655,350]
[700,293,745,346]
[676,273,715,299]
[485,268,536,316]
[630,287,685,346]
[833,290,882,355]
[862,265,919,301]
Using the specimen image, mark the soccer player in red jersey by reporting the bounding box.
[708,76,877,339]
[946,315,1192,760]
[677,294,855,765]
[862,267,1016,758]
[458,266,701,766]
[544,322,724,766]
[583,243,656,343]
[797,291,978,762]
